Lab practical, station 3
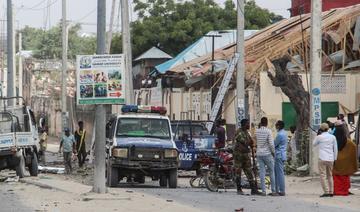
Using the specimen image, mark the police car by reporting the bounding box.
[171,120,216,172]
[105,105,178,188]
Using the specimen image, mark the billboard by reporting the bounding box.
[76,54,126,105]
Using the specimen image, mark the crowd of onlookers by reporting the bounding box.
[216,114,358,197]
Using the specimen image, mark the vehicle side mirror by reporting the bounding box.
[348,113,355,125]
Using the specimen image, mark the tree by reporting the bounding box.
[20,24,96,59]
[112,0,283,58]
[245,0,284,29]
[267,57,310,166]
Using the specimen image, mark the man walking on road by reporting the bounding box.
[255,117,276,196]
[234,119,262,195]
[313,123,338,197]
[59,128,77,174]
[74,121,87,168]
[274,120,287,196]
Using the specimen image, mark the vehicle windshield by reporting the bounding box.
[171,124,209,140]
[116,118,171,139]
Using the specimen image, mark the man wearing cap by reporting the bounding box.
[313,123,338,197]
[59,128,77,174]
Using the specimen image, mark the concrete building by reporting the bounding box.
[260,71,360,128]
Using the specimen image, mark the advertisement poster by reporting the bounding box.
[76,54,126,105]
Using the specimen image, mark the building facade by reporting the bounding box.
[260,71,360,128]
[290,0,360,16]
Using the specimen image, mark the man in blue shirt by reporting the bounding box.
[274,120,287,196]
[59,128,76,174]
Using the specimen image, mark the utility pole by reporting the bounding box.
[236,0,245,128]
[106,0,116,53]
[62,0,68,131]
[309,0,322,175]
[204,34,221,73]
[7,0,14,105]
[93,0,107,194]
[121,0,134,104]
[0,51,3,97]
[18,32,23,105]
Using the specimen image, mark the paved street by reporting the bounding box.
[0,183,32,212]
[1,172,359,212]
[114,176,359,212]
[0,138,359,212]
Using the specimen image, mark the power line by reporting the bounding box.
[25,0,47,10]
[75,7,97,23]
[18,0,59,12]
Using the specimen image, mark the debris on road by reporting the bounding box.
[38,166,65,174]
[82,197,131,201]
[5,176,19,182]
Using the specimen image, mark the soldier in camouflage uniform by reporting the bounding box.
[233,119,262,195]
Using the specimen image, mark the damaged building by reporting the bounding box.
[141,5,360,138]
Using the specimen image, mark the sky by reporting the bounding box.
[1,0,291,33]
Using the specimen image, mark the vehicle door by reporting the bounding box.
[172,124,196,170]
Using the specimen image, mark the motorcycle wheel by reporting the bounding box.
[190,176,205,188]
[204,170,219,192]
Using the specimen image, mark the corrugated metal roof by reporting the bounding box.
[155,30,258,74]
[134,46,173,61]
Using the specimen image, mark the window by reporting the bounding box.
[116,118,170,139]
[321,75,346,94]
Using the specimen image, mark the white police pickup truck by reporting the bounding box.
[0,97,39,178]
[106,105,178,188]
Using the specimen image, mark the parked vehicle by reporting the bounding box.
[105,105,178,188]
[171,120,216,172]
[0,97,39,178]
[201,147,236,192]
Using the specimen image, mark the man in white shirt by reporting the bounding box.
[313,123,338,197]
[255,117,276,196]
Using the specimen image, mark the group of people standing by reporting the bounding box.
[233,117,288,196]
[58,121,88,174]
[230,114,358,197]
[313,114,358,197]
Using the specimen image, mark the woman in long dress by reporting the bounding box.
[332,124,358,196]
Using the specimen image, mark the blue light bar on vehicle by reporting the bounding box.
[121,105,167,115]
[121,105,138,113]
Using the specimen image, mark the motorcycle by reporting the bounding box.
[201,148,237,192]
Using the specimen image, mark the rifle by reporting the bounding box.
[251,146,258,189]
[249,134,258,189]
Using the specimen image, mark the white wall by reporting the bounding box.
[260,71,360,120]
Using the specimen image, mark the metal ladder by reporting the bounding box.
[206,53,240,132]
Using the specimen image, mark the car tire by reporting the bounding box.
[106,164,119,187]
[168,169,178,189]
[159,175,167,187]
[16,151,26,178]
[28,152,38,176]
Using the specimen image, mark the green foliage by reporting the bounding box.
[112,0,283,58]
[20,24,96,59]
[245,0,283,29]
[21,0,283,60]
[110,33,122,54]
